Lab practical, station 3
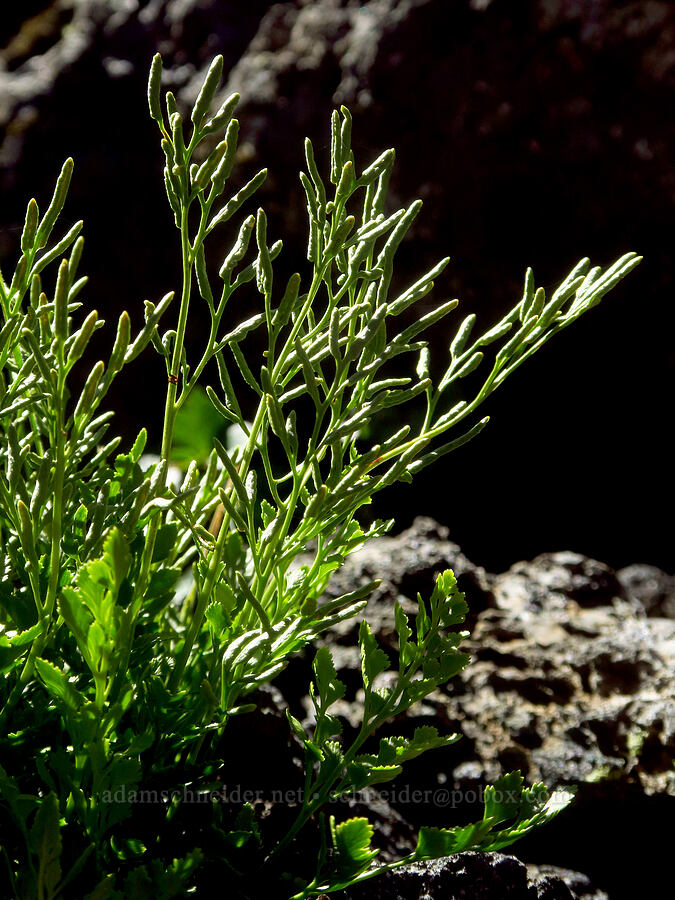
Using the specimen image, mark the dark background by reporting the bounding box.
[1,0,672,574]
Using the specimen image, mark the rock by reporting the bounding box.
[617,563,675,619]
[324,527,675,796]
[226,0,431,109]
[314,519,674,898]
[527,862,609,900]
[502,551,629,609]
[464,551,675,796]
[342,852,608,899]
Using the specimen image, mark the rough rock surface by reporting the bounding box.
[321,517,675,795]
[0,0,672,570]
[617,562,675,619]
[461,550,675,797]
[343,853,609,900]
[316,517,674,898]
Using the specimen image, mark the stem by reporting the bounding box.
[290,853,418,899]
[168,399,268,690]
[43,367,67,622]
[1,251,45,455]
[267,704,382,865]
[110,203,195,705]
[0,342,68,727]
[269,626,433,866]
[168,264,328,691]
[163,204,194,456]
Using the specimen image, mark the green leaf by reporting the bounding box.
[0,764,39,834]
[106,757,142,792]
[58,591,89,656]
[63,503,88,557]
[432,570,467,624]
[87,622,107,670]
[205,383,240,424]
[214,439,249,509]
[205,600,229,636]
[169,849,203,885]
[394,601,415,667]
[29,793,62,900]
[519,781,554,821]
[85,875,116,900]
[260,499,276,527]
[313,647,346,707]
[273,272,301,328]
[0,623,42,675]
[152,522,179,562]
[346,760,402,790]
[209,170,268,234]
[415,820,492,859]
[173,385,223,465]
[126,730,156,755]
[35,658,86,711]
[381,726,461,765]
[323,740,345,769]
[331,817,377,879]
[36,157,74,248]
[479,783,576,852]
[415,593,430,644]
[145,567,181,612]
[122,866,152,896]
[403,677,437,704]
[235,571,271,632]
[112,835,147,861]
[255,208,273,299]
[407,418,490,476]
[147,54,163,124]
[415,826,453,859]
[358,621,389,692]
[191,55,224,129]
[286,710,307,743]
[437,651,470,681]
[213,580,244,621]
[483,770,525,825]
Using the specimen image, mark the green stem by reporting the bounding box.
[43,367,67,622]
[168,264,328,691]
[168,399,268,690]
[266,707,377,865]
[269,630,432,866]
[162,204,194,456]
[111,203,194,705]
[291,852,419,899]
[0,345,68,728]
